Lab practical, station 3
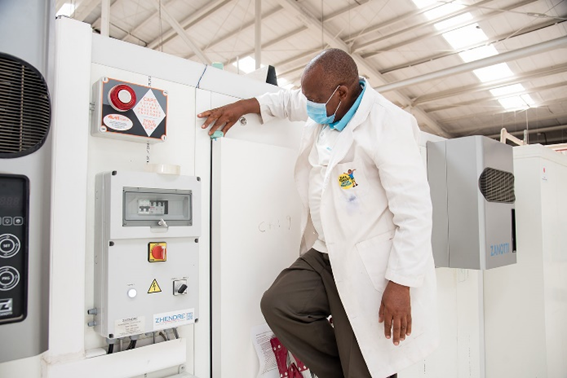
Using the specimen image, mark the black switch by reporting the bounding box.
[177,284,188,294]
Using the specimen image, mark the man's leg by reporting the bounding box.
[261,249,372,378]
[261,249,343,377]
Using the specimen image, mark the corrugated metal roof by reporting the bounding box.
[61,0,567,143]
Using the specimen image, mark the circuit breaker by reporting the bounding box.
[93,171,200,339]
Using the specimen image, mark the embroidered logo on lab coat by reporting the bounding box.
[338,169,358,189]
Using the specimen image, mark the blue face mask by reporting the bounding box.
[306,86,341,124]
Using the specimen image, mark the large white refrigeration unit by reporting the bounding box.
[0,16,304,378]
[0,0,54,364]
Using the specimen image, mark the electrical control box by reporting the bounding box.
[93,171,200,339]
[427,136,517,270]
[91,77,168,143]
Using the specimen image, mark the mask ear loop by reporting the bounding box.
[327,85,342,120]
[332,100,342,119]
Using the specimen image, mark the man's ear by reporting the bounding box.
[338,85,348,100]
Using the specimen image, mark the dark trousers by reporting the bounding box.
[260,249,373,378]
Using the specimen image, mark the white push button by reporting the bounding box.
[0,234,20,258]
[118,89,132,104]
[127,288,137,298]
[0,266,20,291]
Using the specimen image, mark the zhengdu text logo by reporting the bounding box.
[490,242,510,256]
[155,311,193,325]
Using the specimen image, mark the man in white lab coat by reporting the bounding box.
[198,49,438,378]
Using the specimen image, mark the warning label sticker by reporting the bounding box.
[133,89,166,137]
[148,279,162,294]
[153,308,195,331]
[114,316,145,338]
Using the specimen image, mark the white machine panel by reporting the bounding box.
[211,138,303,377]
[484,145,567,377]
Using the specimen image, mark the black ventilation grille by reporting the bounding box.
[0,53,51,158]
[478,168,516,203]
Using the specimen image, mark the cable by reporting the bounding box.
[107,337,116,354]
[159,331,169,341]
[126,335,139,350]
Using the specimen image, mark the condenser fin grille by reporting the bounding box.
[478,168,515,203]
[0,53,51,158]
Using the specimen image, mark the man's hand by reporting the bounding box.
[379,281,411,346]
[197,98,260,136]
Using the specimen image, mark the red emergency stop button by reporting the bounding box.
[148,242,167,262]
[108,84,137,112]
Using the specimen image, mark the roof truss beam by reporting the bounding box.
[450,107,567,134]
[413,63,567,105]
[372,35,567,95]
[185,6,284,60]
[147,0,233,50]
[378,19,565,75]
[148,0,211,64]
[356,0,535,57]
[426,81,567,113]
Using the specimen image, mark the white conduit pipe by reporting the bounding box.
[374,36,567,93]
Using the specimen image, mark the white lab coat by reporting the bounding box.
[256,79,439,377]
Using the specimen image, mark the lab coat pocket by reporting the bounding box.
[356,230,395,292]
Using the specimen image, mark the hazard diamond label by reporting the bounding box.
[133,89,166,137]
[148,279,162,294]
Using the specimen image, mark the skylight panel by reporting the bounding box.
[473,63,514,82]
[442,24,488,49]
[459,45,498,63]
[232,56,258,74]
[498,97,526,109]
[57,3,75,17]
[412,0,437,9]
[521,94,536,106]
[425,3,466,20]
[490,84,525,97]
[434,13,473,30]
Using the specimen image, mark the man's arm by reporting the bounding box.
[198,89,308,136]
[373,110,433,346]
[198,98,260,136]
